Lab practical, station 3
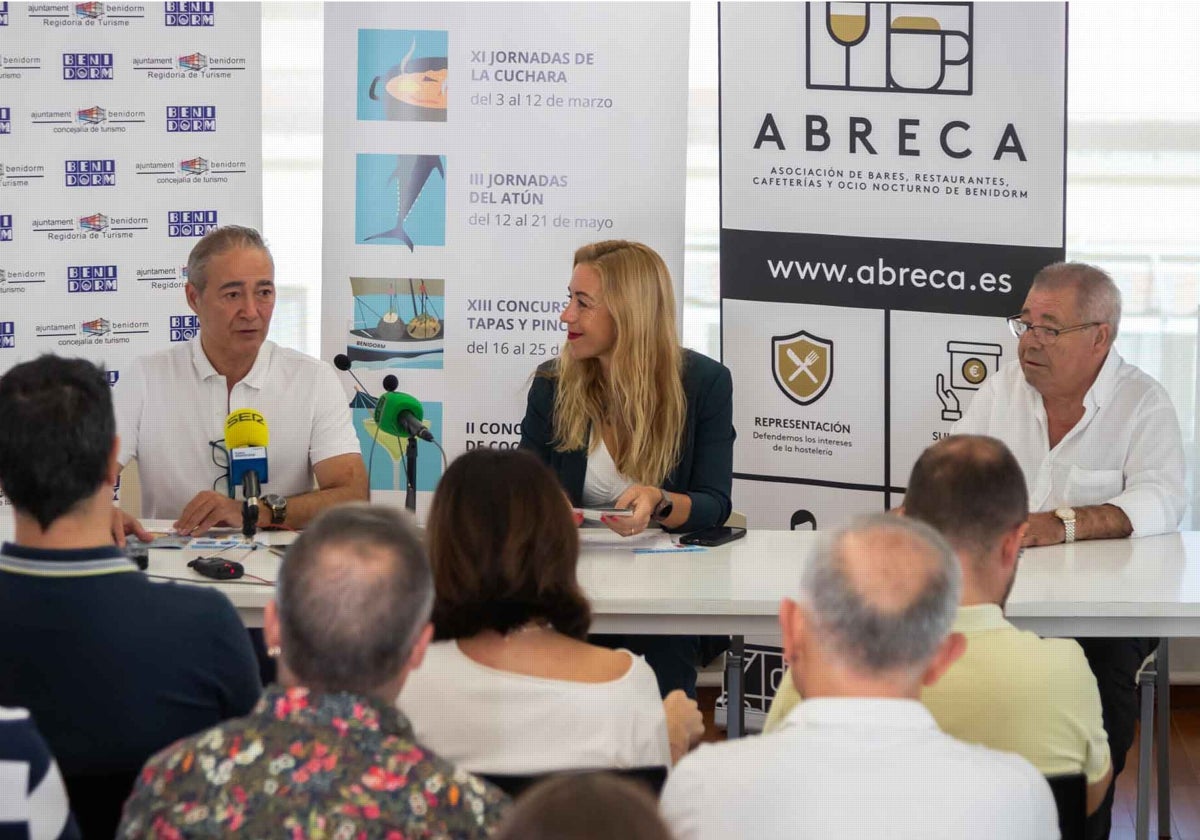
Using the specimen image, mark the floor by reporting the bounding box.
[696,686,1200,839]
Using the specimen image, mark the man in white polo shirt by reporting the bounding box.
[659,514,1058,840]
[114,226,367,537]
[952,261,1184,838]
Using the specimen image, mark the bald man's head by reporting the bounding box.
[802,515,961,674]
[277,504,432,695]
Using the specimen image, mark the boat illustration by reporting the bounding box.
[346,276,444,365]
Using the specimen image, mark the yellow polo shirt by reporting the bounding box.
[763,604,1111,783]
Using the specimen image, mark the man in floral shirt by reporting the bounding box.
[118,505,508,838]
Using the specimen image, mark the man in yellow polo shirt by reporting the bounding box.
[765,435,1112,820]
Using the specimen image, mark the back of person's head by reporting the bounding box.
[427,448,590,641]
[1031,261,1122,339]
[905,435,1028,561]
[0,355,114,529]
[277,504,431,695]
[186,224,271,292]
[802,514,961,676]
[493,773,673,840]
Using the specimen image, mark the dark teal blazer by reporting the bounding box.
[520,349,735,532]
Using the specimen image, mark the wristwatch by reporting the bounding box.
[263,494,288,526]
[1054,507,1076,543]
[651,488,674,523]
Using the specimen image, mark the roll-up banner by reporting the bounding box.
[322,3,689,515]
[718,1,1067,727]
[0,1,262,507]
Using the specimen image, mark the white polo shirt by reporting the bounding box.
[952,349,1185,536]
[659,698,1059,840]
[114,337,361,519]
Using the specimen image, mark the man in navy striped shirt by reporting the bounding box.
[0,356,260,838]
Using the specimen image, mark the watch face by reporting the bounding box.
[1055,507,1074,520]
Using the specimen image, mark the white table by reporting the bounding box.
[132,527,1200,837]
[148,528,1200,735]
[146,527,1200,639]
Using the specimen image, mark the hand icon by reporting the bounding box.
[937,373,961,422]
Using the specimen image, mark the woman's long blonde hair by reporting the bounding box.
[549,240,686,487]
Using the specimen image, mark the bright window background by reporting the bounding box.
[263,2,1200,525]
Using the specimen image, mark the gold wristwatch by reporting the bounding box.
[1054,507,1076,543]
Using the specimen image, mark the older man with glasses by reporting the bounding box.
[953,260,1185,838]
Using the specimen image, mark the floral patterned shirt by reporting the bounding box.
[118,685,509,839]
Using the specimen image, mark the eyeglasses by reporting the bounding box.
[1006,316,1101,345]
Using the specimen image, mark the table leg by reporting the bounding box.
[1157,639,1171,839]
[1137,657,1155,840]
[725,635,745,738]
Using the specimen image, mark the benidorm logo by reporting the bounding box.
[77,106,106,124]
[168,209,217,237]
[0,3,8,26]
[0,322,13,349]
[170,314,199,341]
[68,264,118,293]
[63,53,114,81]
[82,317,111,336]
[106,369,119,386]
[166,105,216,132]
[181,157,208,175]
[178,52,208,72]
[164,2,213,26]
[65,159,116,187]
[0,215,11,242]
[0,107,10,134]
[76,3,104,19]
[807,2,972,95]
[79,213,108,231]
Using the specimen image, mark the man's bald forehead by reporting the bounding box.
[837,526,942,615]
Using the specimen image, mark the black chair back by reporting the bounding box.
[65,770,139,839]
[480,766,668,800]
[1046,773,1087,840]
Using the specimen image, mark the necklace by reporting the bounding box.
[506,620,553,638]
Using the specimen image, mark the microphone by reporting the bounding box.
[333,353,372,396]
[224,409,269,537]
[376,375,435,441]
[225,409,270,490]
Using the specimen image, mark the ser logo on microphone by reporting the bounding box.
[225,408,269,497]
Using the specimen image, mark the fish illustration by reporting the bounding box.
[365,155,446,250]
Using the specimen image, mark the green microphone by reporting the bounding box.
[375,375,434,440]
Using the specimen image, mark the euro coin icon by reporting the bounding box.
[962,357,988,386]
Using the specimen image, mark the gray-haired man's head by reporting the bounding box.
[274,504,433,697]
[1031,261,1122,340]
[797,514,961,677]
[186,224,271,292]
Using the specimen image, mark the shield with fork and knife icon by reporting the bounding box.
[772,331,834,406]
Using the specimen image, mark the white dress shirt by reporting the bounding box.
[952,349,1185,536]
[114,338,361,519]
[659,698,1059,840]
[400,641,671,775]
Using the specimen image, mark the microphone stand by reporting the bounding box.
[241,472,260,540]
[404,437,418,513]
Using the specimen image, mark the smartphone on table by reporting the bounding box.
[678,526,747,547]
